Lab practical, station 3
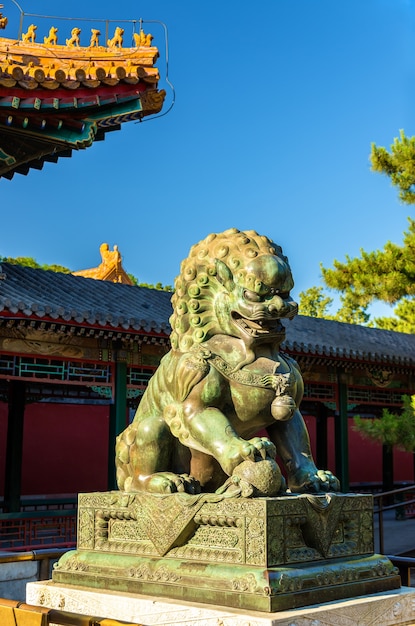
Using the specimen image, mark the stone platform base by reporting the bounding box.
[27,581,415,626]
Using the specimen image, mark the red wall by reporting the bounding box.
[0,402,109,496]
[325,415,414,486]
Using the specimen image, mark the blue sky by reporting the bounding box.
[1,0,414,319]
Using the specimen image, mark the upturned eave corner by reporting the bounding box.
[0,9,168,178]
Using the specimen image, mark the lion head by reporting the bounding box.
[170,228,298,353]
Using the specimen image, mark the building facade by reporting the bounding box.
[0,262,414,511]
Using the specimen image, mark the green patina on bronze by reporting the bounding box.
[53,491,400,612]
[115,228,340,497]
[53,230,401,613]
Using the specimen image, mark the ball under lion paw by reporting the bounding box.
[232,458,284,497]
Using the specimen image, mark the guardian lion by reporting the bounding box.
[116,228,340,497]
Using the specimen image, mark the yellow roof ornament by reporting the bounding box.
[73,244,134,285]
[0,4,7,29]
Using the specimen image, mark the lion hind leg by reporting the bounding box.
[115,416,200,494]
[190,448,226,492]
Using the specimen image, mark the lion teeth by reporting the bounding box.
[245,319,262,330]
[234,315,286,338]
[239,318,268,336]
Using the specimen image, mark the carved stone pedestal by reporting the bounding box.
[51,491,400,612]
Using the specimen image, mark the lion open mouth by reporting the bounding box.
[232,313,286,338]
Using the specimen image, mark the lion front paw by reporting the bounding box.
[288,468,340,494]
[221,436,277,476]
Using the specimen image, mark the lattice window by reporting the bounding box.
[19,358,67,380]
[128,366,156,386]
[303,383,336,401]
[67,362,111,383]
[0,354,111,385]
[0,353,14,376]
[348,387,407,406]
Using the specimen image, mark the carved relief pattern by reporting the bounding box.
[126,564,181,583]
[200,498,265,518]
[78,492,115,509]
[35,589,67,611]
[169,517,244,563]
[176,523,237,546]
[231,573,261,593]
[285,515,318,563]
[282,494,375,563]
[171,545,240,563]
[54,555,89,572]
[275,571,304,593]
[328,513,356,558]
[92,508,156,555]
[360,510,375,553]
[315,565,360,587]
[77,509,94,549]
[272,496,306,517]
[135,493,210,556]
[109,519,148,542]
[267,515,284,565]
[31,580,415,625]
[370,559,398,579]
[245,516,266,565]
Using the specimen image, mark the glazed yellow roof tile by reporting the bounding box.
[0,16,167,179]
[0,26,160,90]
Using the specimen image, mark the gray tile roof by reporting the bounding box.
[0,262,414,365]
[284,315,414,365]
[0,262,172,334]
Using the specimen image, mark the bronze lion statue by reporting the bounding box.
[115,228,339,497]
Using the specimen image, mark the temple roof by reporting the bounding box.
[0,11,166,179]
[0,262,171,334]
[0,262,414,365]
[285,315,414,365]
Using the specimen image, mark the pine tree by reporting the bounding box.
[353,395,415,491]
[0,256,71,273]
[371,129,415,204]
[298,286,333,318]
[299,130,415,332]
[320,218,415,331]
[353,396,415,453]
